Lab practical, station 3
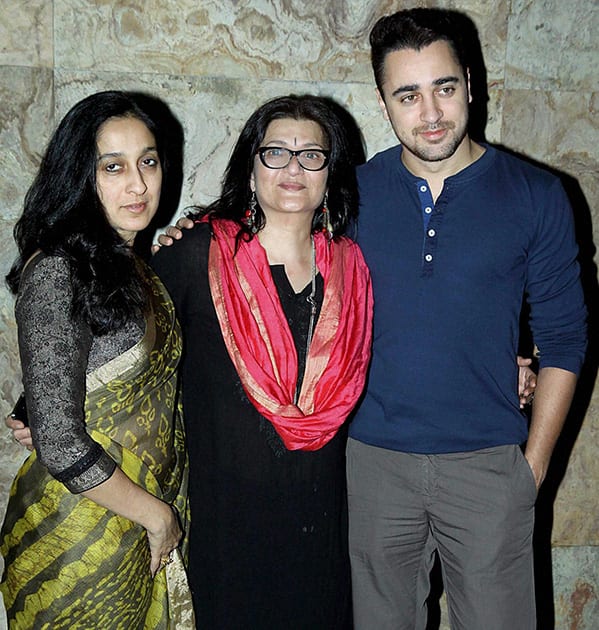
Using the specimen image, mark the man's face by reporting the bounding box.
[377,40,471,167]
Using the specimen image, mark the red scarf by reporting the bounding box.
[207,218,373,451]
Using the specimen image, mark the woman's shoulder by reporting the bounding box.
[150,219,213,282]
[19,252,71,290]
[166,218,212,251]
[16,253,75,319]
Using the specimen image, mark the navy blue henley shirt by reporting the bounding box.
[349,144,587,454]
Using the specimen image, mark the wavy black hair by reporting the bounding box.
[193,94,364,240]
[370,8,470,94]
[6,90,168,334]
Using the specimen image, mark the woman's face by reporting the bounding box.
[250,117,329,224]
[96,116,162,243]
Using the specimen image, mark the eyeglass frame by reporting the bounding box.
[256,146,331,171]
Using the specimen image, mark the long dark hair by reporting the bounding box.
[7,90,168,334]
[194,94,363,240]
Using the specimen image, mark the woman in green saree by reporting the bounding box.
[1,91,192,629]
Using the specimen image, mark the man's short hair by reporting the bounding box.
[370,8,470,94]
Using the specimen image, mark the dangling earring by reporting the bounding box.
[321,192,333,239]
[245,192,258,234]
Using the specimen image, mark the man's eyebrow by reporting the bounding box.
[434,75,460,85]
[390,75,461,97]
[390,84,419,97]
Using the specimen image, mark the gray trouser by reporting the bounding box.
[346,438,537,630]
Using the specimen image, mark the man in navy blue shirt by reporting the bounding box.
[347,8,587,629]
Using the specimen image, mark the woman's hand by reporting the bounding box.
[6,414,33,450]
[82,466,183,577]
[145,502,183,577]
[517,356,537,408]
[151,216,195,254]
[9,412,183,575]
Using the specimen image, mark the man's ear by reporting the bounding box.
[376,88,390,121]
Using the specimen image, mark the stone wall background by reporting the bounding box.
[0,1,597,627]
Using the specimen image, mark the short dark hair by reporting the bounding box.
[196,94,364,239]
[7,90,168,333]
[370,8,469,94]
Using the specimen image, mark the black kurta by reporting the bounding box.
[152,223,351,629]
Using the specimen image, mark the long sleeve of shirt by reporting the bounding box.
[525,177,587,372]
[16,255,143,492]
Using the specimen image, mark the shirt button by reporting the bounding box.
[424,254,433,262]
[427,229,436,237]
[424,206,433,214]
[420,185,428,192]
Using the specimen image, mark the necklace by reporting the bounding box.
[294,235,317,405]
[306,235,317,354]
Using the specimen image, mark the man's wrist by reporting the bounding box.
[524,451,546,488]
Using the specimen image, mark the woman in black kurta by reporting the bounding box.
[153,222,352,628]
[151,95,374,629]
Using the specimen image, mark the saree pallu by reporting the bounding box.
[0,270,193,629]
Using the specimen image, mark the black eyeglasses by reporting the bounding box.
[257,147,330,171]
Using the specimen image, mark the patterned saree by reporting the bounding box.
[0,270,193,629]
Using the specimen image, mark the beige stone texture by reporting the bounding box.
[52,0,514,84]
[53,0,378,82]
[553,546,599,629]
[0,0,53,67]
[506,0,598,90]
[0,1,597,627]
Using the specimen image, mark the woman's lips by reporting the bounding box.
[123,201,147,213]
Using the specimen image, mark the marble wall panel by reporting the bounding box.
[0,0,598,625]
[552,384,599,545]
[54,0,377,82]
[500,90,597,174]
[53,0,511,84]
[0,0,53,68]
[553,546,599,629]
[0,68,55,220]
[506,0,598,91]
